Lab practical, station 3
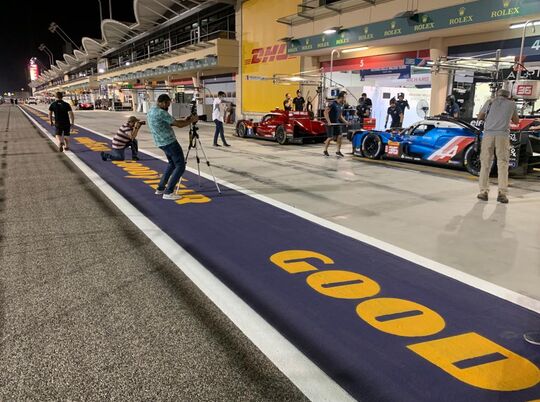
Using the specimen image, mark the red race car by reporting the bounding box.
[236,109,327,145]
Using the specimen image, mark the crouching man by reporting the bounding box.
[101,116,143,161]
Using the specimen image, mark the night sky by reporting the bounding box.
[0,0,135,92]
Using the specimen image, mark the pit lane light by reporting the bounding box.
[342,47,369,54]
[323,26,342,35]
[510,21,540,29]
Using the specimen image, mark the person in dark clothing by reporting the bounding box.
[48,92,75,152]
[356,98,371,127]
[445,96,460,118]
[396,93,410,115]
[293,90,306,112]
[306,95,314,118]
[385,98,404,130]
[283,93,293,111]
[360,93,372,108]
[323,91,349,157]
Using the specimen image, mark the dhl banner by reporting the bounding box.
[241,0,302,113]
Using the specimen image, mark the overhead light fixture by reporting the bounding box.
[510,21,540,29]
[342,46,369,53]
[323,26,342,35]
[288,76,305,82]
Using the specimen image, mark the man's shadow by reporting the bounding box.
[438,202,517,280]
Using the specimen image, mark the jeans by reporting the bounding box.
[103,139,138,161]
[213,119,227,145]
[479,135,510,195]
[158,140,185,195]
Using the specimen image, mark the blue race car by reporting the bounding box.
[352,116,483,175]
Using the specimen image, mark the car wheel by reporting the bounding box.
[463,144,481,176]
[361,134,383,159]
[237,123,247,138]
[275,125,288,145]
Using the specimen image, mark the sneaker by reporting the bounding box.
[524,331,540,345]
[59,143,64,152]
[155,189,165,195]
[336,151,344,157]
[163,193,182,201]
[477,192,488,201]
[132,156,140,161]
[100,152,107,161]
[497,193,509,204]
[213,144,221,147]
[224,144,231,147]
[323,150,329,157]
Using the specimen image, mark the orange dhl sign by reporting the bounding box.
[245,44,294,65]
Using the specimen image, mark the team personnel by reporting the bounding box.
[100,116,142,161]
[48,92,74,152]
[396,93,410,115]
[477,89,519,204]
[283,93,293,111]
[385,99,404,130]
[293,90,306,112]
[445,95,460,118]
[356,97,371,128]
[212,91,230,147]
[323,91,349,157]
[306,95,314,118]
[360,93,372,108]
[147,94,198,201]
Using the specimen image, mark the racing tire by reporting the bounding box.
[463,144,482,176]
[361,134,383,159]
[236,122,247,138]
[275,125,288,145]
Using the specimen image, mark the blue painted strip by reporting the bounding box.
[24,108,540,401]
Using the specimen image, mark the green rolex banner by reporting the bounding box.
[287,0,540,54]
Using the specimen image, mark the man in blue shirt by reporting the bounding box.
[147,94,198,201]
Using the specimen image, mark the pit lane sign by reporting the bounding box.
[288,0,540,54]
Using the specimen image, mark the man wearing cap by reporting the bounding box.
[477,89,519,204]
[101,116,143,161]
[147,94,198,201]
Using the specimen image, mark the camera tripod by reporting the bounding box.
[176,122,221,194]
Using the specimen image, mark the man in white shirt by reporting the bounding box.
[477,89,519,204]
[213,91,230,147]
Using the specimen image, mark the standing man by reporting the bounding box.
[293,90,306,112]
[385,98,404,130]
[396,93,410,116]
[100,116,143,161]
[283,93,293,111]
[477,89,519,204]
[360,93,372,108]
[445,95,460,118]
[49,92,74,152]
[212,91,230,147]
[323,91,349,157]
[147,94,198,201]
[356,96,371,128]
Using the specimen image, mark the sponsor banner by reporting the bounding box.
[288,0,540,54]
[242,0,302,113]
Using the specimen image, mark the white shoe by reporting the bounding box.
[155,189,164,195]
[163,193,182,201]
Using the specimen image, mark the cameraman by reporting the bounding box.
[101,116,143,161]
[147,94,198,201]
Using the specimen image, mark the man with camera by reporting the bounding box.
[147,94,198,201]
[101,116,143,161]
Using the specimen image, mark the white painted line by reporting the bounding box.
[63,118,540,315]
[20,106,356,402]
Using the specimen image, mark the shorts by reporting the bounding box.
[55,124,71,136]
[390,122,402,129]
[326,125,342,139]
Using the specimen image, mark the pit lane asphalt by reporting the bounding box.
[0,104,308,400]
[29,105,540,301]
